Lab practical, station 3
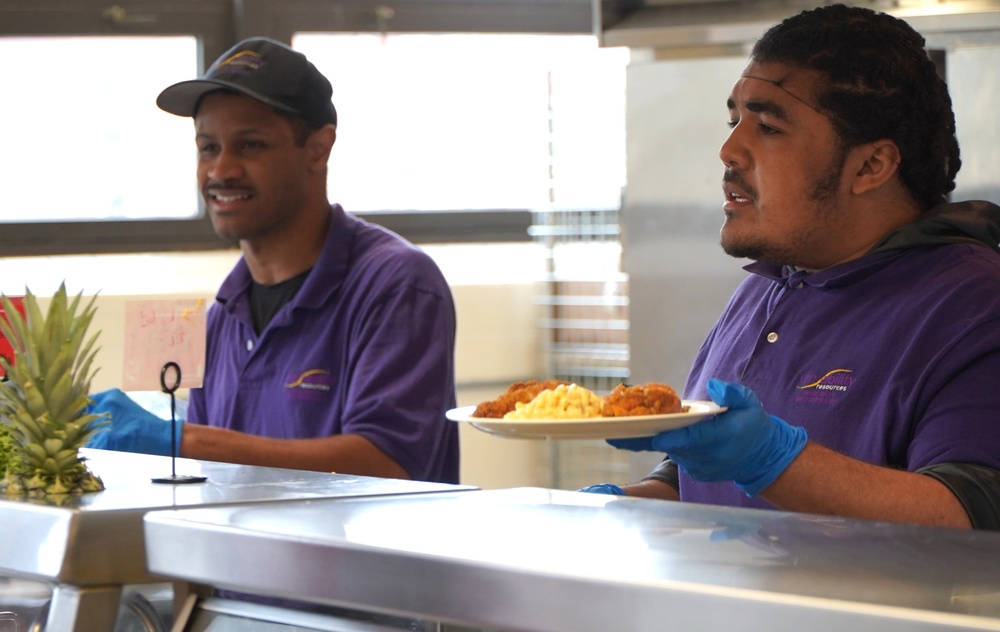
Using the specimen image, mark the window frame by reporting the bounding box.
[0,0,592,256]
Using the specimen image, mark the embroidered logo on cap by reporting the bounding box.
[215,51,266,77]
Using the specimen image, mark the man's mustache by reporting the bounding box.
[723,169,756,200]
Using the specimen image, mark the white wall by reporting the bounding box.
[0,244,552,490]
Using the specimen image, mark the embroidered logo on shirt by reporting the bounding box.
[285,369,334,400]
[794,369,854,404]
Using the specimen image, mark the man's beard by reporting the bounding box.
[721,152,846,265]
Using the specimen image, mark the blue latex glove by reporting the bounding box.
[86,389,182,457]
[608,379,807,497]
[577,483,626,496]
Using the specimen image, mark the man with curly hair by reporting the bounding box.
[584,4,1000,530]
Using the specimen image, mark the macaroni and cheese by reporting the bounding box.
[503,383,604,420]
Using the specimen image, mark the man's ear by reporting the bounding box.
[307,124,337,171]
[850,139,902,195]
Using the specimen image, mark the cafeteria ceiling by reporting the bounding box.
[596,0,1000,52]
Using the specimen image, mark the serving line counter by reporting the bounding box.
[144,487,1000,632]
[0,448,474,632]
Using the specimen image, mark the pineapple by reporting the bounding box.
[0,423,13,483]
[0,284,106,497]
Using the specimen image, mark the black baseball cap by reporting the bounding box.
[156,37,337,128]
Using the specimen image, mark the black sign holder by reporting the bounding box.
[151,361,207,484]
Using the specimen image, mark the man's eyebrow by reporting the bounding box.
[726,96,790,121]
[195,126,268,139]
[746,100,790,121]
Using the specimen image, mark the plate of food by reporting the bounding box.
[448,380,725,440]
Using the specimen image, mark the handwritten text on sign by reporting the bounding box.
[123,298,207,391]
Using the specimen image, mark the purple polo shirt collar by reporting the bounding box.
[743,249,907,291]
[215,204,355,325]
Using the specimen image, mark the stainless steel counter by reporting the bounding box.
[0,448,473,631]
[144,487,1000,632]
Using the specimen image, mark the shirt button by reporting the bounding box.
[767,332,778,343]
[247,339,254,351]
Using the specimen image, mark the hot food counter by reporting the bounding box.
[144,487,1000,632]
[0,448,473,632]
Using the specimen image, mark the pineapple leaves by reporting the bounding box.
[0,283,105,497]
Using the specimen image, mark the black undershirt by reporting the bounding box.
[249,269,311,335]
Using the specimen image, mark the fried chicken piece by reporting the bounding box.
[473,379,571,418]
[601,383,683,417]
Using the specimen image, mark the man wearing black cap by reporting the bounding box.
[88,38,460,485]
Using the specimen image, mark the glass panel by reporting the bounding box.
[293,33,628,213]
[0,36,199,223]
[949,46,1000,203]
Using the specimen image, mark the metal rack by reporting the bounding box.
[529,207,632,490]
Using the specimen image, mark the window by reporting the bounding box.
[295,33,628,213]
[0,36,197,223]
[0,0,625,255]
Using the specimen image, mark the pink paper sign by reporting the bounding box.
[123,298,207,391]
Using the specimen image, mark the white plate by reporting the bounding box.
[446,401,725,440]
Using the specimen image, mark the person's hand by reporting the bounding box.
[577,483,626,496]
[608,379,807,497]
[86,389,182,457]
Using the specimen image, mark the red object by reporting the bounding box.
[0,296,26,380]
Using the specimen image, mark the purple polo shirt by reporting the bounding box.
[186,204,459,484]
[681,242,1000,508]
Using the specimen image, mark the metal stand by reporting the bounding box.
[151,361,207,485]
[45,584,122,632]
